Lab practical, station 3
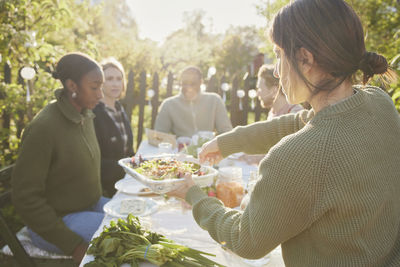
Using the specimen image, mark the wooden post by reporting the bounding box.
[121,70,135,121]
[151,72,159,129]
[219,75,226,97]
[206,74,218,93]
[16,68,25,139]
[242,72,250,125]
[254,97,263,122]
[230,74,240,127]
[137,71,146,150]
[166,71,173,98]
[1,63,11,150]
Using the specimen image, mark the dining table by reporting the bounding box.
[80,140,285,267]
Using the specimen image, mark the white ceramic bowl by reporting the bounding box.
[118,154,218,194]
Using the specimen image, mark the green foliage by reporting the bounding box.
[256,0,400,110]
[213,26,261,80]
[349,0,400,110]
[0,0,162,166]
[160,10,217,75]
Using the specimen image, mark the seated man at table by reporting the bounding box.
[154,66,232,137]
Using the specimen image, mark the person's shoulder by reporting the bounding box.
[356,85,389,99]
[32,101,58,123]
[23,102,58,137]
[93,102,105,113]
[201,92,221,98]
[356,85,394,107]
[264,123,330,180]
[159,94,181,109]
[261,127,317,180]
[162,94,181,104]
[200,92,223,103]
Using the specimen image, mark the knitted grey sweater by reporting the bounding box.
[186,86,400,266]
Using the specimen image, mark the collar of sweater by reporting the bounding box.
[312,85,370,121]
[97,100,123,112]
[55,88,95,124]
[178,91,204,104]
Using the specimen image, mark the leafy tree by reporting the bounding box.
[0,0,84,165]
[160,10,217,75]
[213,26,262,80]
[93,0,160,72]
[348,0,400,109]
[0,0,163,165]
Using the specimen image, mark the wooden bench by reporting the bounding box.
[0,165,76,267]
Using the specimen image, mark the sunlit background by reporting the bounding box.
[127,0,266,44]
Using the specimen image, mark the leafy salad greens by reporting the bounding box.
[128,157,205,180]
[85,214,224,267]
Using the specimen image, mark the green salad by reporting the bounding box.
[129,157,205,180]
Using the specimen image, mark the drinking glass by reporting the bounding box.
[158,142,173,154]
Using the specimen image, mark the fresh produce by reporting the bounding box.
[85,214,225,267]
[128,157,205,180]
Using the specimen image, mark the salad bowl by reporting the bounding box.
[118,154,218,194]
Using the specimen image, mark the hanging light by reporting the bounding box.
[147,89,155,107]
[207,66,216,79]
[248,89,257,110]
[237,89,245,111]
[220,82,230,103]
[21,66,36,102]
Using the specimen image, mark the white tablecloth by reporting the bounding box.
[80,140,284,267]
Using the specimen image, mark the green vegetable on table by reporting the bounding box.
[84,214,225,267]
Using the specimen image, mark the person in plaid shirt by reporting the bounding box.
[93,58,134,197]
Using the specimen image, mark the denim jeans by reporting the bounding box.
[28,196,110,254]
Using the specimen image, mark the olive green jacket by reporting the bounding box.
[11,89,102,254]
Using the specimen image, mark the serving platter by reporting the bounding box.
[103,197,158,218]
[114,177,154,196]
[118,154,218,194]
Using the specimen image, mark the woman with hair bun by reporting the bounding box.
[170,0,400,266]
[12,52,107,264]
[93,58,134,197]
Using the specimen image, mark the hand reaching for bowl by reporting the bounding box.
[198,138,223,166]
[167,172,196,199]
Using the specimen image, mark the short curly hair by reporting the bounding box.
[258,64,279,87]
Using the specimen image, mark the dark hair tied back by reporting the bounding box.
[54,52,101,87]
[359,52,388,84]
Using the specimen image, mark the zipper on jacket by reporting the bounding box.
[190,101,198,133]
[80,119,95,159]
